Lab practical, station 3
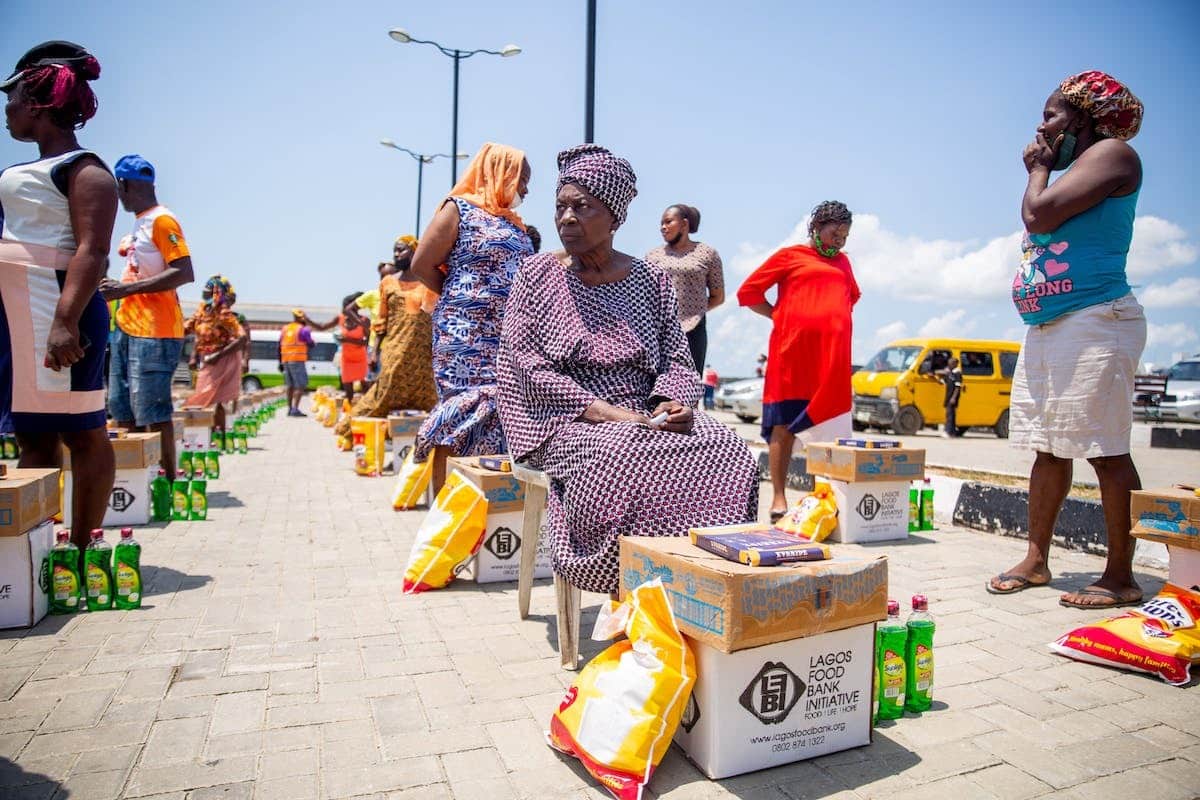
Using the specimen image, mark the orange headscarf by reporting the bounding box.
[449,142,527,231]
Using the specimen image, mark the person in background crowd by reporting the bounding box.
[279,309,316,416]
[410,142,533,490]
[99,153,194,480]
[738,201,859,522]
[644,204,724,374]
[937,357,964,438]
[702,364,719,410]
[497,144,758,595]
[337,291,369,403]
[755,353,767,378]
[183,275,244,433]
[526,224,542,253]
[335,236,437,443]
[989,71,1147,610]
[354,258,398,383]
[0,40,116,555]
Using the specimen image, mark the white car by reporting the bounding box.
[1137,357,1200,423]
[726,378,764,423]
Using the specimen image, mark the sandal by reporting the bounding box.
[1059,586,1143,610]
[985,572,1050,595]
[769,510,787,524]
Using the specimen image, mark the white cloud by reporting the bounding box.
[917,308,976,338]
[1127,217,1198,279]
[1146,322,1199,352]
[1139,276,1200,308]
[872,320,909,346]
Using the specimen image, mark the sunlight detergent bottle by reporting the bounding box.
[205,445,220,480]
[905,594,936,712]
[874,599,907,722]
[908,483,920,533]
[189,479,208,521]
[151,469,172,522]
[920,478,935,531]
[178,444,193,480]
[113,528,142,610]
[48,530,81,614]
[172,479,191,521]
[84,529,113,611]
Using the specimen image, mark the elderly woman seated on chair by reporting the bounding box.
[496,144,759,595]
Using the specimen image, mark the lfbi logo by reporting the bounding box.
[110,488,136,513]
[856,493,880,521]
[484,527,521,560]
[739,661,804,725]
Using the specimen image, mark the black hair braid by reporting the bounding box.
[808,200,852,233]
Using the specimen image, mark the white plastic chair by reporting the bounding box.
[512,462,581,670]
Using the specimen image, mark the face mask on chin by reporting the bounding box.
[1052,132,1078,171]
[509,193,524,211]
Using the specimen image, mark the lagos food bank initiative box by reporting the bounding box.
[179,407,216,448]
[1131,487,1200,588]
[446,456,552,583]
[806,443,925,543]
[387,411,428,440]
[0,469,59,629]
[619,536,887,652]
[62,432,160,527]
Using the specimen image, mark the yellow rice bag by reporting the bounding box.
[776,481,839,542]
[351,417,388,476]
[547,579,696,800]
[391,446,431,510]
[401,470,487,593]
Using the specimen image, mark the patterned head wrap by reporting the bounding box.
[556,144,638,227]
[1059,71,1143,141]
[203,275,234,311]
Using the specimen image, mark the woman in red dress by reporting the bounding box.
[738,201,859,520]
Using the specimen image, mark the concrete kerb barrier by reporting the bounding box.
[757,450,1169,572]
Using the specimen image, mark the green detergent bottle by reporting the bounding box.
[908,483,920,532]
[904,594,936,712]
[172,479,191,521]
[84,529,113,611]
[189,479,208,520]
[113,528,142,610]
[1,433,17,460]
[178,444,193,480]
[874,600,907,722]
[150,469,172,522]
[223,430,236,454]
[48,530,81,614]
[205,446,220,480]
[920,478,935,531]
[235,430,248,454]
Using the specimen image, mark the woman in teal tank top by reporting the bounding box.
[988,71,1148,611]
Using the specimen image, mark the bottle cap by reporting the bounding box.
[56,530,70,542]
[912,594,928,611]
[887,599,900,615]
[120,528,134,538]
[89,529,104,540]
[157,468,166,476]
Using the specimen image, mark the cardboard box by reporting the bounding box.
[63,466,153,527]
[445,456,525,512]
[805,443,925,483]
[388,412,428,440]
[826,479,910,544]
[1131,488,1200,587]
[458,509,553,584]
[179,408,215,449]
[0,468,60,535]
[675,623,873,778]
[62,431,161,471]
[0,519,53,629]
[619,536,887,653]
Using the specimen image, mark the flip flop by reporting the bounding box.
[769,510,787,524]
[1059,587,1143,610]
[985,573,1050,595]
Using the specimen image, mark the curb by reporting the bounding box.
[1150,426,1200,450]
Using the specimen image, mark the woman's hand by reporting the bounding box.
[45,318,85,371]
[650,400,693,434]
[1023,132,1061,173]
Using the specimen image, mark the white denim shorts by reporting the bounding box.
[1010,294,1146,459]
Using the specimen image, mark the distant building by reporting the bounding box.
[179,300,340,332]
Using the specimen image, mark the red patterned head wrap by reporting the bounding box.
[1059,71,1143,141]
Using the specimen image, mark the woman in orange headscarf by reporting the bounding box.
[410,142,533,489]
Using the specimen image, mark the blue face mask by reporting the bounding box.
[1053,132,1078,171]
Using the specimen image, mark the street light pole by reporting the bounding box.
[379,140,467,232]
[387,29,521,187]
[585,0,596,143]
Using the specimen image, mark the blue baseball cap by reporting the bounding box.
[114,154,155,183]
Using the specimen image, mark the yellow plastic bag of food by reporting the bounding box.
[351,417,388,476]
[1049,583,1200,686]
[547,579,695,800]
[322,398,340,428]
[391,446,431,510]
[776,480,839,542]
[401,469,487,593]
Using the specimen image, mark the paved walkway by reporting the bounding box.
[1,406,1198,800]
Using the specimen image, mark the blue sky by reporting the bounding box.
[4,0,1198,374]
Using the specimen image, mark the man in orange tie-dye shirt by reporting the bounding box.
[99,155,194,478]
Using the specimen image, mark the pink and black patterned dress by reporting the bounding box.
[415,197,533,460]
[498,253,759,593]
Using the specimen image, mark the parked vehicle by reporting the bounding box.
[1133,355,1200,423]
[852,338,1021,437]
[715,377,761,413]
[729,378,765,423]
[241,329,340,391]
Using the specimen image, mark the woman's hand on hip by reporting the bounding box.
[650,400,694,434]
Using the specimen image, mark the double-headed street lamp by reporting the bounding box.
[379,140,467,233]
[387,28,521,186]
